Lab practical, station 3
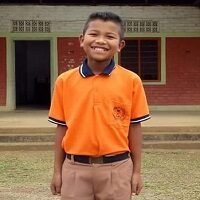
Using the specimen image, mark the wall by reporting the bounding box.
[57,37,85,74]
[0,6,199,33]
[145,37,200,105]
[0,38,6,106]
[0,5,199,109]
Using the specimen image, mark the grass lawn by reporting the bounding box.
[0,150,200,200]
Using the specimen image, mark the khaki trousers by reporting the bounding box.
[61,157,133,200]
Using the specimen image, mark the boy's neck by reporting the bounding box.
[87,59,112,75]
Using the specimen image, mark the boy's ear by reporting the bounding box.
[117,40,125,52]
[79,34,84,47]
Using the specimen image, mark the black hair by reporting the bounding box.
[83,11,124,40]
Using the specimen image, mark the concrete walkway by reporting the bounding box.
[0,109,199,150]
[0,109,53,128]
[0,109,199,128]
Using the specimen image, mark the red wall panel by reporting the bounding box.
[145,37,200,105]
[0,38,6,106]
[57,37,85,74]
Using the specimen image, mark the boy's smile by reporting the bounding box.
[91,47,108,53]
[80,19,125,72]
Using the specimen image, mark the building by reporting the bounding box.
[0,1,200,111]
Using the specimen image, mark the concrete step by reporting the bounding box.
[0,126,199,150]
[143,141,200,149]
[0,127,55,134]
[0,133,55,143]
[142,126,200,132]
[0,132,199,143]
[0,126,200,134]
[0,141,199,151]
[143,132,200,141]
[0,142,54,151]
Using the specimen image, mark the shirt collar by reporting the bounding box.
[79,59,115,78]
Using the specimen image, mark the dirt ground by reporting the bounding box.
[0,150,200,200]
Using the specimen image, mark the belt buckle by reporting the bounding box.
[89,156,104,164]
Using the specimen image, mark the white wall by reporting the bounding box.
[0,5,199,33]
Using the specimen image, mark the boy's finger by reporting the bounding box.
[131,192,136,197]
[50,184,56,195]
[131,183,137,194]
[55,185,61,194]
[136,184,142,195]
[132,183,142,195]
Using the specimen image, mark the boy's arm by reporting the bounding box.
[128,122,143,195]
[50,125,67,195]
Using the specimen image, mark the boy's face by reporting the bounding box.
[80,19,125,64]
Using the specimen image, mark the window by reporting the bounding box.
[119,38,161,81]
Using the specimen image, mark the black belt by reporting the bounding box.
[66,152,130,164]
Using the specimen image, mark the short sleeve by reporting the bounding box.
[48,76,66,126]
[130,76,151,123]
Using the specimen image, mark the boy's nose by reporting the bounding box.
[95,37,106,44]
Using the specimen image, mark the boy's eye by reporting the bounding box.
[88,33,97,36]
[107,35,116,39]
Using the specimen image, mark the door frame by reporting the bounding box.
[7,36,57,110]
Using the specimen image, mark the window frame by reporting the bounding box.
[119,37,161,82]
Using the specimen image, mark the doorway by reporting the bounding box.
[15,40,50,109]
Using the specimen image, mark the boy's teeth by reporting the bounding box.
[93,47,105,52]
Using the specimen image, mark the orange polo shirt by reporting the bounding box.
[48,59,150,156]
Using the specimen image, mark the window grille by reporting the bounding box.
[123,20,159,33]
[119,38,161,81]
[12,20,51,33]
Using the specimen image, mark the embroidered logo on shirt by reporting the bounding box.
[113,106,126,120]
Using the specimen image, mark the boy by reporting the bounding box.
[48,12,150,200]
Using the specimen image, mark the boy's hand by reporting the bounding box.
[131,172,143,195]
[50,172,62,195]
